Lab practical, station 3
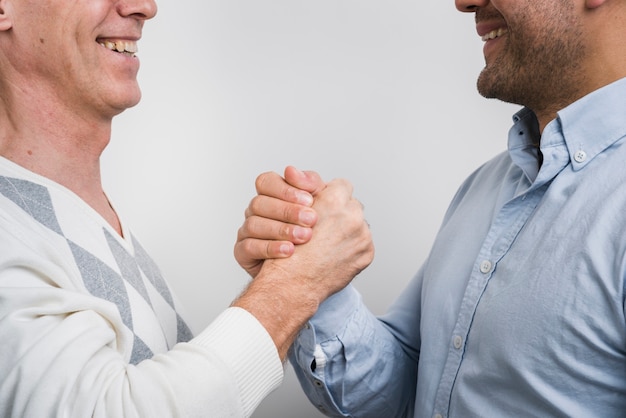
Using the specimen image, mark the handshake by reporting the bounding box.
[232,165,375,360]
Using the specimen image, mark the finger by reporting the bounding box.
[284,166,327,196]
[247,195,318,227]
[235,238,295,261]
[238,215,314,244]
[255,171,315,207]
[234,239,295,278]
[312,178,354,208]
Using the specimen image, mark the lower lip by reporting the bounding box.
[103,47,140,68]
[107,49,137,59]
[482,36,505,61]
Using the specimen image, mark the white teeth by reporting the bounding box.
[481,28,508,42]
[99,40,138,55]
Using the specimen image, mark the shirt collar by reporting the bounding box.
[555,76,626,171]
[508,108,542,183]
[508,76,626,182]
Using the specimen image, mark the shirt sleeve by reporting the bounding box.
[0,226,283,417]
[289,283,420,417]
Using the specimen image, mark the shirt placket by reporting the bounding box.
[430,184,547,418]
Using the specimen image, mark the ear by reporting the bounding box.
[0,0,13,31]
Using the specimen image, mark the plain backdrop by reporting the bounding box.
[102,1,520,417]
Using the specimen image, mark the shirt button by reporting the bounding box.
[434,414,444,418]
[314,379,323,387]
[574,150,587,163]
[453,335,463,350]
[479,260,493,274]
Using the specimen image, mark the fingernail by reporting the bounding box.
[299,210,315,226]
[279,243,292,255]
[293,226,308,240]
[296,191,313,206]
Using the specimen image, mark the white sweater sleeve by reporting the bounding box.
[0,224,283,417]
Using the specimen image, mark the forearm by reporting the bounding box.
[234,178,374,362]
[290,286,417,417]
[232,261,321,361]
[183,308,283,416]
[1,284,282,417]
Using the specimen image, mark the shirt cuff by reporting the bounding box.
[309,285,362,342]
[190,307,284,417]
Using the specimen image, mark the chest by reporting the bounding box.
[420,165,626,415]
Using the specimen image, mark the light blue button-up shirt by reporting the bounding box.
[290,77,626,417]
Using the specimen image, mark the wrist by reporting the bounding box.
[232,261,319,360]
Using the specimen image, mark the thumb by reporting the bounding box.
[284,166,327,196]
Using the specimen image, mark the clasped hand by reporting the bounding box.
[234,166,374,302]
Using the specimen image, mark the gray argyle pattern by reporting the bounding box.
[0,175,193,364]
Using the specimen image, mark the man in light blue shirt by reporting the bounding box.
[235,0,626,416]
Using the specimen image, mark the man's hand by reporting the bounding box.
[261,177,374,301]
[233,176,374,360]
[234,166,326,277]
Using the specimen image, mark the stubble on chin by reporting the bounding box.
[474,5,586,111]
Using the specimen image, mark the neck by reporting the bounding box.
[533,74,626,134]
[532,3,626,133]
[0,97,123,236]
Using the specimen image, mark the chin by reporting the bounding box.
[110,89,143,114]
[477,69,511,102]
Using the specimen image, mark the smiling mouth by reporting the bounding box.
[481,28,508,42]
[98,40,138,57]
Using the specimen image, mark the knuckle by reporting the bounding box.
[333,178,354,194]
[281,185,297,202]
[236,224,247,240]
[347,212,365,230]
[248,196,265,215]
[281,204,297,224]
[235,238,253,260]
[255,171,273,192]
[241,216,259,237]
[263,241,274,258]
[338,177,352,188]
[237,238,251,256]
[279,223,292,240]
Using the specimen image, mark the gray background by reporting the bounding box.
[102,1,519,416]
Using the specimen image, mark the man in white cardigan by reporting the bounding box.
[0,0,373,416]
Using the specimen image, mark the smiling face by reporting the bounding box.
[468,0,587,116]
[1,0,157,120]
